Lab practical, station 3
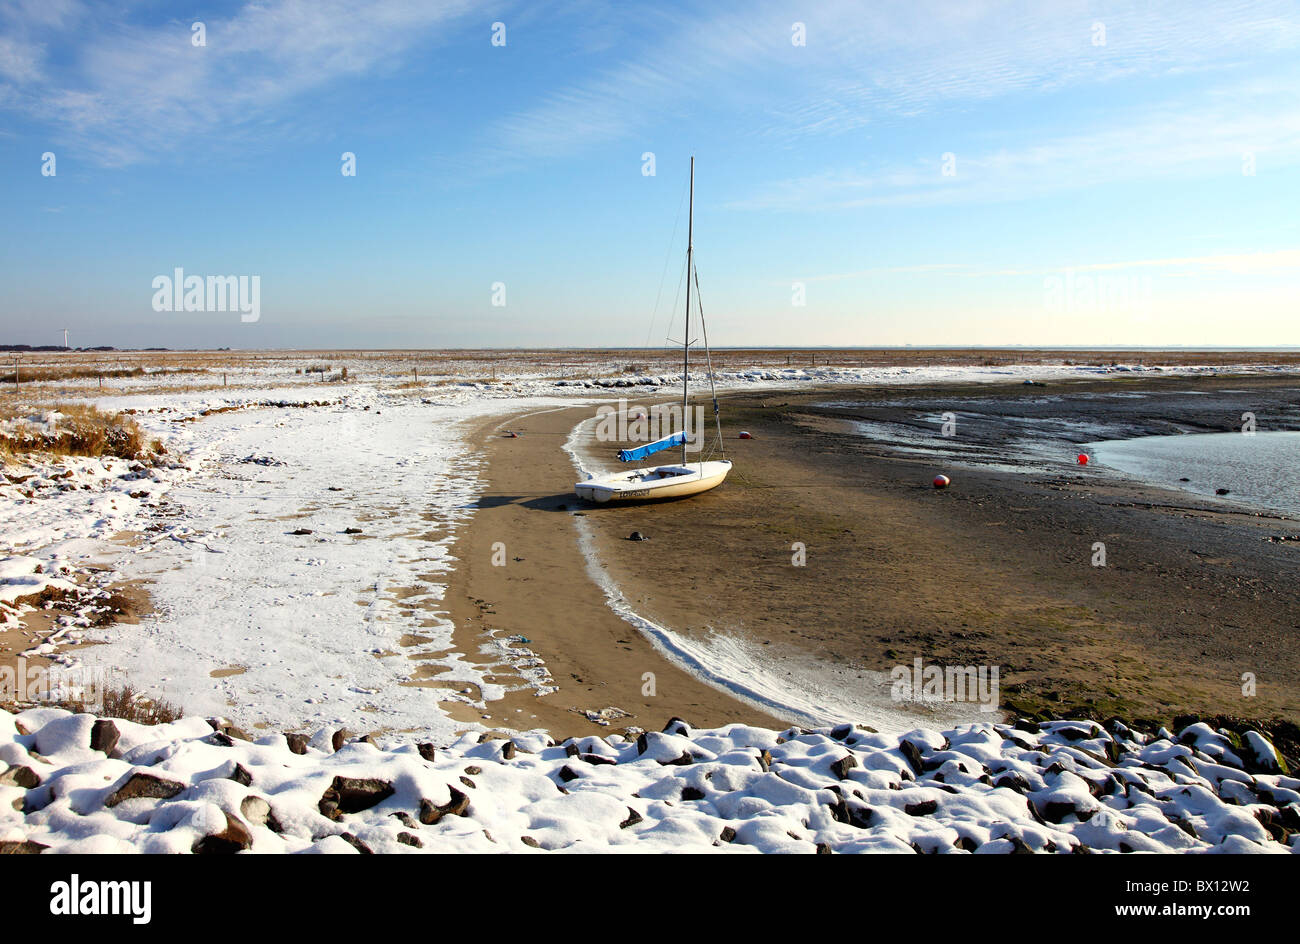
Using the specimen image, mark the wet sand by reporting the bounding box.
[441,372,1300,739]
[433,406,786,738]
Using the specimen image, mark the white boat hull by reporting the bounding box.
[575,460,732,503]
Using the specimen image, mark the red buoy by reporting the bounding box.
[933,474,950,489]
[738,430,753,439]
[1077,453,1088,465]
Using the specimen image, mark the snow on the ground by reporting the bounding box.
[72,387,599,742]
[1,707,1294,854]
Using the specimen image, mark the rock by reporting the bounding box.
[521,835,540,848]
[285,733,309,755]
[192,811,254,854]
[1243,731,1288,774]
[681,786,706,801]
[904,799,938,816]
[105,772,186,808]
[343,527,363,535]
[660,751,694,767]
[898,739,925,774]
[1215,488,1230,495]
[318,777,394,819]
[558,765,580,783]
[239,795,272,827]
[628,531,648,541]
[0,765,39,789]
[830,754,858,780]
[500,741,516,760]
[464,765,482,776]
[89,719,120,756]
[815,842,832,854]
[418,786,470,825]
[579,752,618,766]
[719,826,737,843]
[331,729,347,752]
[1007,836,1036,854]
[339,832,373,854]
[417,743,436,762]
[290,528,313,535]
[663,717,692,736]
[227,763,253,787]
[756,749,773,772]
[620,808,643,829]
[397,831,423,848]
[0,840,48,854]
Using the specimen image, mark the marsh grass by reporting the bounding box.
[0,404,160,463]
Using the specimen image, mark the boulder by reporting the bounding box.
[192,811,254,854]
[318,777,394,819]
[105,772,186,808]
[89,719,120,756]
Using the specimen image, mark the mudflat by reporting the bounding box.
[439,373,1300,740]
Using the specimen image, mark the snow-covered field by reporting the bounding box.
[3,707,1295,853]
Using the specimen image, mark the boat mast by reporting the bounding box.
[682,156,693,466]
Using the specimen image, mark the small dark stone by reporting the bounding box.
[396,831,423,848]
[0,765,39,789]
[339,832,373,854]
[192,811,254,854]
[90,719,120,756]
[558,765,580,783]
[830,754,858,780]
[521,835,541,848]
[816,842,833,854]
[1008,836,1036,854]
[105,772,186,808]
[681,786,706,801]
[290,528,313,535]
[757,750,773,772]
[628,531,648,541]
[905,799,938,816]
[579,752,618,766]
[417,743,436,762]
[343,527,363,534]
[1216,488,1230,495]
[286,733,310,755]
[419,786,470,825]
[227,763,253,787]
[318,777,394,818]
[500,741,516,760]
[331,729,347,752]
[620,807,643,829]
[899,739,925,774]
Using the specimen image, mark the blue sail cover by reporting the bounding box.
[618,431,686,463]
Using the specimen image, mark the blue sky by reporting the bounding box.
[1,0,1299,349]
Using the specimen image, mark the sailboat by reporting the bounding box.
[575,157,733,504]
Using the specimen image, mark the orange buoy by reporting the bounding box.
[738,431,753,439]
[933,474,950,489]
[1077,453,1088,465]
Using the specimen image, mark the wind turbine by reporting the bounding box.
[63,328,69,349]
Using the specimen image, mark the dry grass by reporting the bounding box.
[1,365,205,385]
[29,683,183,725]
[0,404,160,463]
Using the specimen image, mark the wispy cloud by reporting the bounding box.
[731,72,1300,211]
[488,0,1300,158]
[0,0,483,165]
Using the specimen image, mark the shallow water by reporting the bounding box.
[1086,431,1300,517]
